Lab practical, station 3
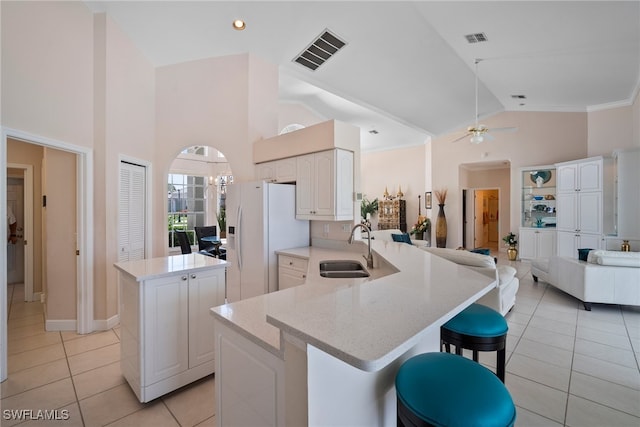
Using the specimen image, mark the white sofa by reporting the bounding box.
[369,229,430,248]
[421,247,519,316]
[531,250,640,310]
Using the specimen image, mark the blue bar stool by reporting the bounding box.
[441,303,508,382]
[396,352,516,427]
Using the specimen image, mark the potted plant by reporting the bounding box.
[502,232,518,261]
[410,217,430,240]
[217,207,226,238]
[360,196,378,227]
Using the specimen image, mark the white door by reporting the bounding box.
[6,178,24,284]
[119,162,146,262]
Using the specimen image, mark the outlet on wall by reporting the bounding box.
[323,224,329,237]
[342,224,351,232]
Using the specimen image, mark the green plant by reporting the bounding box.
[502,232,518,246]
[410,217,430,235]
[217,207,226,232]
[360,196,378,219]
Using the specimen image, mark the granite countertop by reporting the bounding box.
[115,253,227,281]
[210,240,496,371]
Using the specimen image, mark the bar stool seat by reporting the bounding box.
[441,303,508,382]
[396,352,516,427]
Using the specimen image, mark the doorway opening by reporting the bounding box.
[459,161,511,254]
[1,128,94,382]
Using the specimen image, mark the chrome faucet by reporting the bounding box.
[348,223,374,269]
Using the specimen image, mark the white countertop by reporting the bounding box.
[115,253,226,281]
[210,240,496,371]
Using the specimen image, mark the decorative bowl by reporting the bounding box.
[533,196,544,200]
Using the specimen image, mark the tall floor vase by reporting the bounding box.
[436,204,447,248]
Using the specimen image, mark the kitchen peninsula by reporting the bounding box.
[210,240,496,426]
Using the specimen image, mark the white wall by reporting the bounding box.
[361,144,429,231]
[154,54,279,256]
[1,1,94,147]
[427,111,588,248]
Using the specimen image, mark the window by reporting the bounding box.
[168,174,207,248]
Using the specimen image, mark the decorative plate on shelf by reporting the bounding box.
[530,170,552,184]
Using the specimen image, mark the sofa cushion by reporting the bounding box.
[587,250,640,267]
[392,233,413,245]
[422,247,496,269]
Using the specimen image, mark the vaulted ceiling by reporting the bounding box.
[84,1,640,152]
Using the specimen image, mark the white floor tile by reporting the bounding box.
[574,338,638,368]
[570,371,640,417]
[507,374,568,424]
[513,338,573,369]
[565,394,640,427]
[573,353,640,391]
[507,353,571,391]
[576,326,633,350]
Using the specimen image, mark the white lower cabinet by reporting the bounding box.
[214,321,285,427]
[116,257,226,402]
[557,231,603,258]
[518,228,556,260]
[278,255,308,290]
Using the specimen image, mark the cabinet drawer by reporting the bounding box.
[278,255,308,272]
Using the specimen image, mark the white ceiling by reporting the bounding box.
[84,1,640,152]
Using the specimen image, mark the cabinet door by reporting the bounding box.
[557,165,578,192]
[556,193,577,231]
[257,162,276,182]
[577,233,602,252]
[144,274,189,385]
[279,268,307,290]
[188,268,225,368]
[314,151,336,217]
[578,160,601,191]
[518,229,537,259]
[557,231,577,258]
[578,192,602,234]
[296,154,315,216]
[538,230,556,257]
[275,158,297,183]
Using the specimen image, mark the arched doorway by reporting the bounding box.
[167,145,233,253]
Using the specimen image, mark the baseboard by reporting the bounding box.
[32,292,43,303]
[94,314,120,331]
[45,319,77,331]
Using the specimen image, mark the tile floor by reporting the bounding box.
[2,251,640,426]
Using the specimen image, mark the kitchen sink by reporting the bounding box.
[319,260,370,279]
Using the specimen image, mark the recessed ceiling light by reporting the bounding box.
[232,19,246,31]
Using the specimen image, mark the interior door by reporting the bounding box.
[119,162,146,262]
[6,177,24,285]
[474,190,484,248]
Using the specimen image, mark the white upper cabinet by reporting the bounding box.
[256,158,297,183]
[557,159,602,193]
[296,149,354,221]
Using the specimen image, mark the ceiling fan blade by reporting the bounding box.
[483,132,495,141]
[490,127,518,133]
[450,132,471,143]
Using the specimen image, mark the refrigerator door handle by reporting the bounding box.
[237,205,243,270]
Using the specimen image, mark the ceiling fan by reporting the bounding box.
[451,59,517,144]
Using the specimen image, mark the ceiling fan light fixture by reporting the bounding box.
[470,135,484,144]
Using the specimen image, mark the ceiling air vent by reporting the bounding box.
[293,29,347,71]
[464,32,488,44]
[511,95,527,99]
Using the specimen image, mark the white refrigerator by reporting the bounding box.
[225,181,310,302]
